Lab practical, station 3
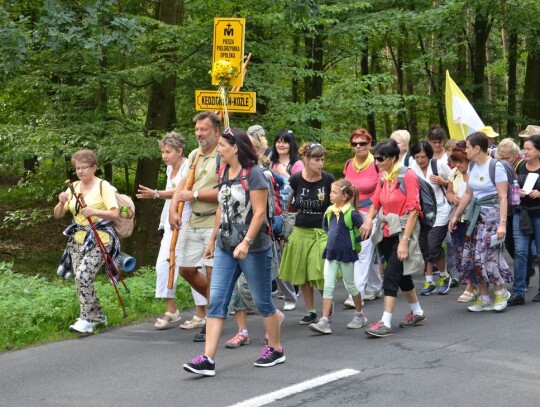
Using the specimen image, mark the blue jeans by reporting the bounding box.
[513,212,540,296]
[208,246,275,318]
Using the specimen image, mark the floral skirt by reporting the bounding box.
[461,207,512,287]
[280,226,327,290]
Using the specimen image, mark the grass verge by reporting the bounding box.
[0,262,194,352]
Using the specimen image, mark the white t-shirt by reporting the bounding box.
[468,158,506,200]
[159,161,191,230]
[410,158,451,226]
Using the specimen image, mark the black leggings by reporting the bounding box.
[379,235,415,297]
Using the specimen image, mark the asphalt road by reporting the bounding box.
[1,272,540,407]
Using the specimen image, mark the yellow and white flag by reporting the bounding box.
[445,70,484,140]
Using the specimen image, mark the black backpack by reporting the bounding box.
[383,167,438,228]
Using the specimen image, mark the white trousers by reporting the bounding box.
[353,214,383,296]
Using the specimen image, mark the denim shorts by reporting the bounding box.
[207,246,275,318]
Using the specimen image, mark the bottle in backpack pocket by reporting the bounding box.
[510,180,521,206]
[120,206,130,219]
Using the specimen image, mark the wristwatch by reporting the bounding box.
[154,189,160,199]
[193,190,199,201]
[244,236,254,245]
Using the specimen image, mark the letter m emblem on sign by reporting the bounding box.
[224,23,234,36]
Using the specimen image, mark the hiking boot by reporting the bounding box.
[254,345,286,367]
[420,281,437,296]
[467,298,494,312]
[193,325,206,342]
[299,312,318,325]
[69,318,97,334]
[399,312,426,327]
[309,318,332,334]
[365,321,392,338]
[347,312,368,329]
[437,275,451,295]
[493,290,511,312]
[183,354,215,377]
[225,331,250,348]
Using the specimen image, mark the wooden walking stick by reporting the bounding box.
[66,180,129,317]
[167,153,201,289]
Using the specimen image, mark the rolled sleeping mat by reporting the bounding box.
[117,252,137,273]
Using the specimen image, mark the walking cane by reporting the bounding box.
[66,180,130,318]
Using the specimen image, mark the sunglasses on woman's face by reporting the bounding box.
[351,141,369,148]
[373,156,387,163]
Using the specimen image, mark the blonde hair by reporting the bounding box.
[496,138,519,159]
[390,129,411,146]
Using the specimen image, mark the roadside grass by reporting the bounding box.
[0,262,194,352]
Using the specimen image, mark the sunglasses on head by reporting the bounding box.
[351,141,369,147]
[373,156,387,163]
[308,143,322,150]
[223,127,234,137]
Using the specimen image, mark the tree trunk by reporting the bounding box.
[507,32,518,137]
[123,0,182,265]
[470,9,491,117]
[522,31,540,123]
[361,40,376,139]
[303,25,324,129]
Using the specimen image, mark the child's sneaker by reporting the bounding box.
[347,312,368,329]
[299,312,318,325]
[183,354,215,376]
[253,345,286,367]
[309,318,332,334]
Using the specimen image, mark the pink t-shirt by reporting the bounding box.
[272,160,304,175]
[343,160,379,212]
[371,169,421,237]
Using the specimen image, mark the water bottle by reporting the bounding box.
[510,180,521,206]
[120,206,129,219]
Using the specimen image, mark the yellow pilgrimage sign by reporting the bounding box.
[195,90,256,113]
[213,17,245,87]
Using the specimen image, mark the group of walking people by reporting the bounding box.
[54,112,540,377]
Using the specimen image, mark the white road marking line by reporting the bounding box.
[227,368,360,407]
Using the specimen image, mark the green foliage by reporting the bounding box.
[1,208,54,230]
[0,266,194,352]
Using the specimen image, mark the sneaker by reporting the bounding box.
[193,325,206,342]
[283,301,296,311]
[399,312,426,327]
[69,318,97,334]
[450,278,460,288]
[437,275,451,295]
[299,312,318,325]
[365,321,392,338]
[309,318,332,334]
[254,345,286,367]
[533,292,540,302]
[183,354,215,377]
[507,294,525,306]
[343,296,355,309]
[278,293,285,300]
[493,290,511,312]
[363,292,377,301]
[225,331,250,348]
[467,298,494,312]
[180,315,206,329]
[347,312,368,329]
[420,281,437,295]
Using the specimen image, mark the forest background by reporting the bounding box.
[1,0,539,277]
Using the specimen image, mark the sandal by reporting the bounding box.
[154,310,181,330]
[457,290,477,303]
[179,315,206,330]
